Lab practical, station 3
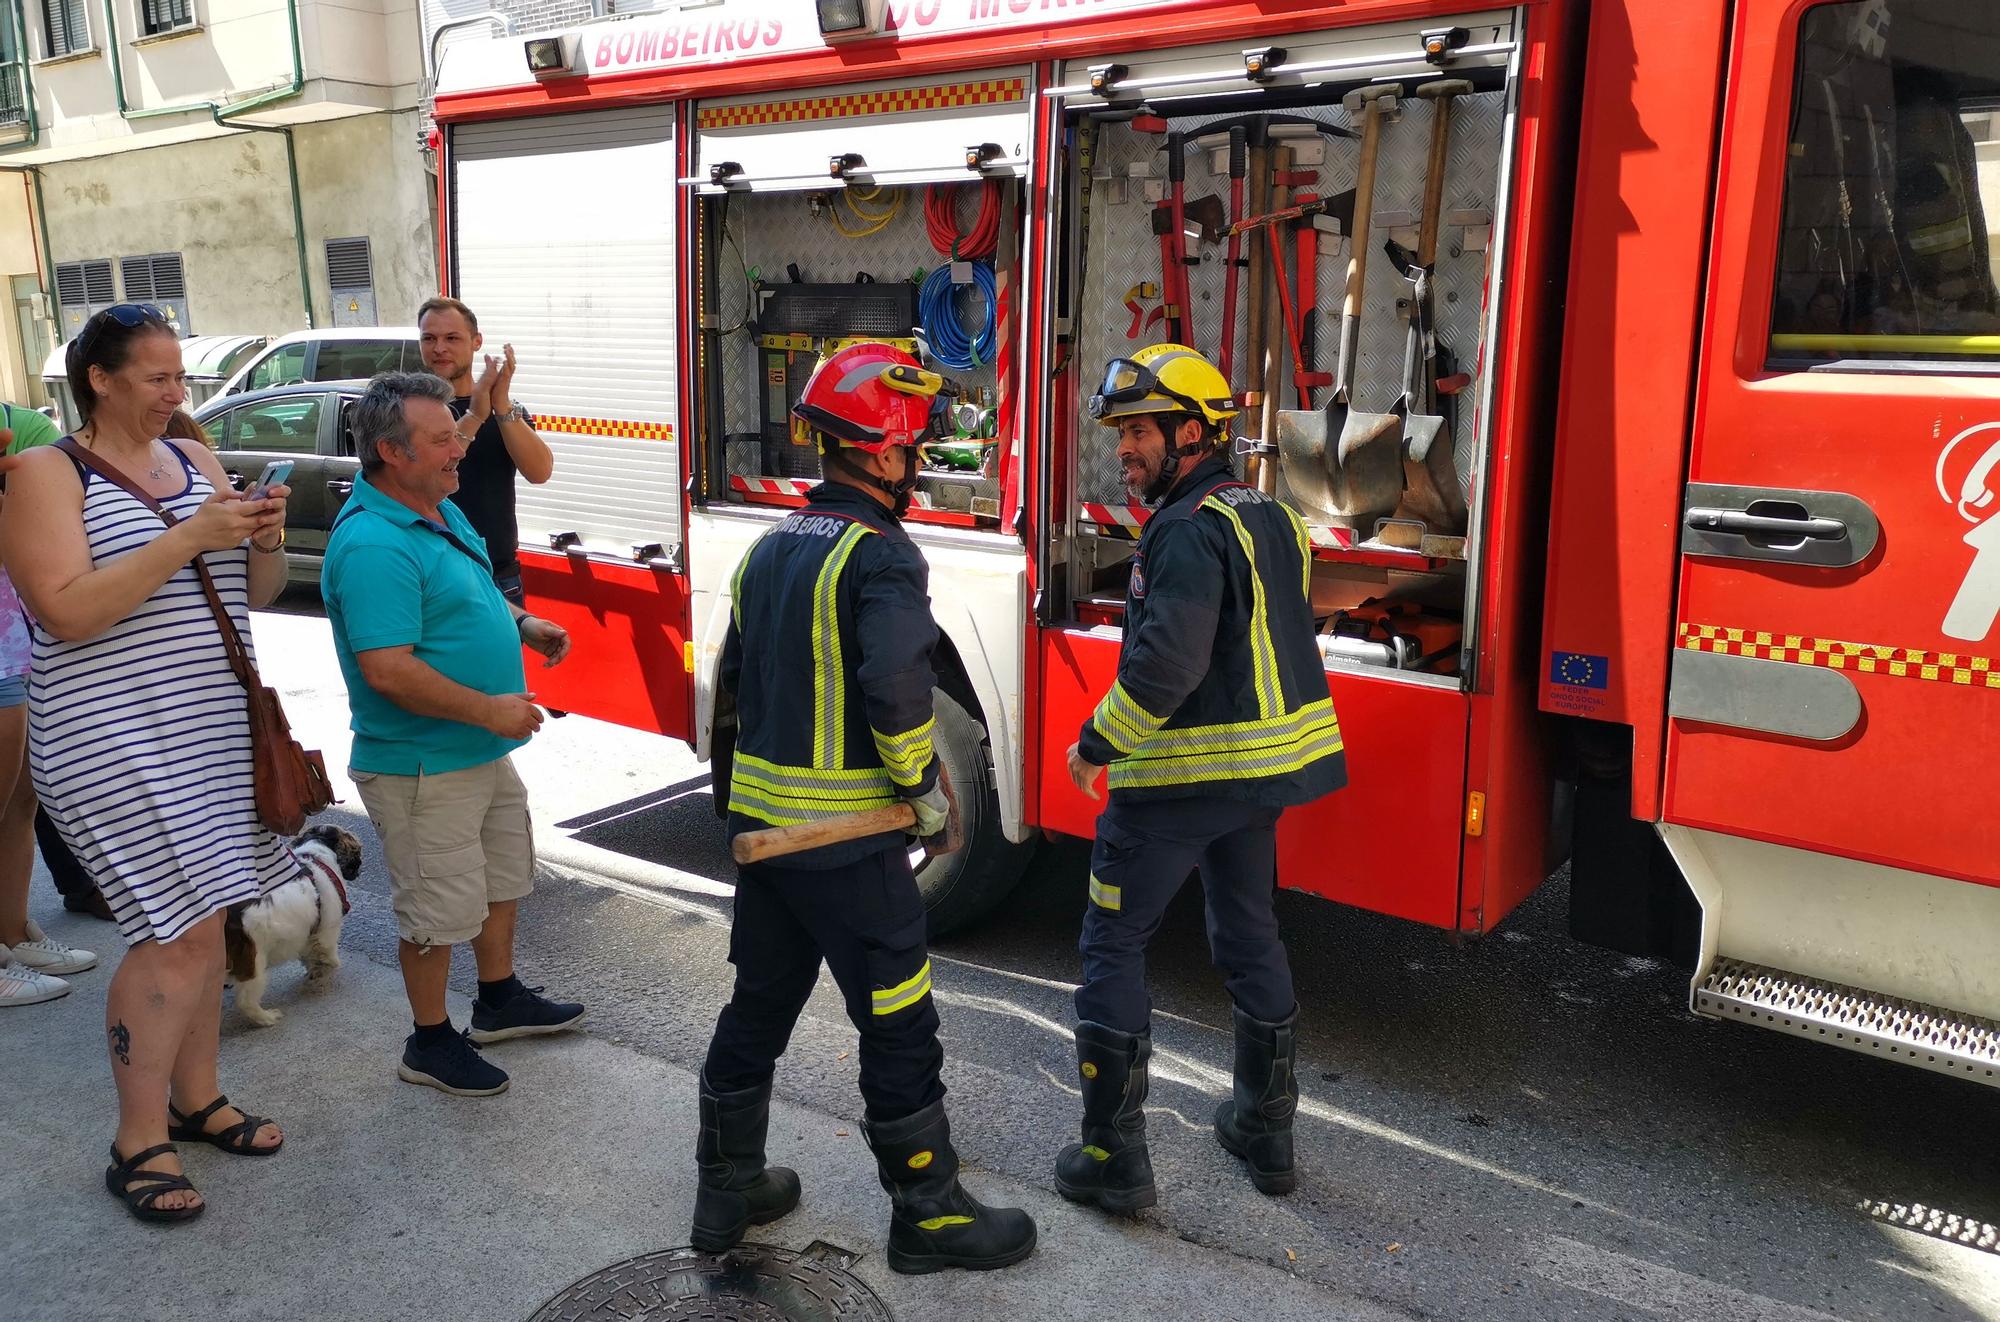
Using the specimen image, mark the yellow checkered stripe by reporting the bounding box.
[698,78,1026,131]
[535,413,674,442]
[872,959,933,1016]
[1678,623,2000,688]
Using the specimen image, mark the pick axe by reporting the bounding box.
[1276,84,1405,525]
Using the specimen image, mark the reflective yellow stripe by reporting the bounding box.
[1108,698,1343,791]
[871,717,935,788]
[813,523,878,769]
[1281,502,1312,598]
[1088,873,1122,911]
[729,538,758,629]
[872,959,933,1015]
[1201,496,1281,718]
[1091,680,1162,755]
[727,751,898,826]
[916,1215,975,1230]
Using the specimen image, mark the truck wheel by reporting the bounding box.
[915,689,1033,937]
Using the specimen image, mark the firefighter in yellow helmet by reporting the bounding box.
[1056,343,1346,1211]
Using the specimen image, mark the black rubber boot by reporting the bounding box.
[1053,1021,1156,1213]
[863,1100,1037,1274]
[690,1075,802,1251]
[1212,1004,1299,1195]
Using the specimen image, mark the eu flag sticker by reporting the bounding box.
[1549,651,1610,690]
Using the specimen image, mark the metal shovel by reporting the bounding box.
[1391,79,1473,534]
[1277,84,1404,525]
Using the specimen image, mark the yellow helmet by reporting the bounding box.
[1087,343,1239,428]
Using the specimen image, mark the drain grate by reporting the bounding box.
[527,1244,890,1322]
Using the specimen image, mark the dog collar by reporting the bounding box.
[301,850,352,916]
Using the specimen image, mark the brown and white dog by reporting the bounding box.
[224,825,361,1027]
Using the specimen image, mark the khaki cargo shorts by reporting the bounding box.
[351,756,535,946]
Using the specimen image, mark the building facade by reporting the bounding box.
[0,0,430,405]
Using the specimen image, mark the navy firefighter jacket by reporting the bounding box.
[721,481,942,870]
[1077,456,1347,805]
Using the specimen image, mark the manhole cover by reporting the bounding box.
[527,1244,891,1322]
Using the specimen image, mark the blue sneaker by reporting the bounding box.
[398,1028,510,1097]
[468,983,585,1043]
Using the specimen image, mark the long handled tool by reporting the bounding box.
[1391,79,1473,533]
[1218,125,1248,381]
[733,803,917,865]
[1257,143,1294,466]
[732,768,964,865]
[1276,84,1405,524]
[1242,124,1273,491]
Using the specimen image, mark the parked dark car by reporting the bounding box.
[193,380,368,582]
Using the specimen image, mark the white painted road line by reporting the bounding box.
[1534,1236,1852,1322]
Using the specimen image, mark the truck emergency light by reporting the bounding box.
[815,0,883,41]
[1088,64,1128,98]
[524,34,584,80]
[829,152,866,180]
[965,143,1003,172]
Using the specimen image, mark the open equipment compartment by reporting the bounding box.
[1032,12,1523,929]
[1047,14,1515,689]
[689,70,1035,531]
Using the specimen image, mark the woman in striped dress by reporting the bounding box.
[0,306,298,1223]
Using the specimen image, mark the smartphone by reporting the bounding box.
[246,460,294,500]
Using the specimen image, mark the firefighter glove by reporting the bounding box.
[910,782,951,838]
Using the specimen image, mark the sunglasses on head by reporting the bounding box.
[71,303,170,364]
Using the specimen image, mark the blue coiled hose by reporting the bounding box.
[919,261,996,370]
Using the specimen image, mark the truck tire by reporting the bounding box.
[916,688,1033,937]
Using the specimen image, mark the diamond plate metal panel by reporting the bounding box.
[1070,91,1505,518]
[710,187,1002,509]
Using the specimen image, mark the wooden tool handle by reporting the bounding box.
[1342,105,1384,319]
[731,802,919,865]
[1415,82,1470,268]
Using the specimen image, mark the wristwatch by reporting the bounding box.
[500,403,531,425]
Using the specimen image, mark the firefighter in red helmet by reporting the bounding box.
[692,341,1037,1275]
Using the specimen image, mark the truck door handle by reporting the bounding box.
[1680,483,1879,569]
[327,480,353,495]
[1684,507,1847,541]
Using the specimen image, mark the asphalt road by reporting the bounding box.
[256,592,1997,1322]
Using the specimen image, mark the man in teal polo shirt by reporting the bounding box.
[325,370,583,1098]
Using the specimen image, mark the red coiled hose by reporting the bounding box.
[924,181,1001,259]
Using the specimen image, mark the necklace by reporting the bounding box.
[82,428,168,480]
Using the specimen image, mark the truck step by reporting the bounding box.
[1694,958,2000,1087]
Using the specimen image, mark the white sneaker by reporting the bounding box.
[0,958,70,1006]
[7,920,97,975]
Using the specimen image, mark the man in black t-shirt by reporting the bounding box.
[417,297,555,604]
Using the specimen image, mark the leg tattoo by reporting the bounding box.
[109,1020,132,1067]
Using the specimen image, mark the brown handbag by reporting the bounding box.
[57,438,335,835]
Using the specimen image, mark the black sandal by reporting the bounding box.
[167,1095,283,1156]
[105,1142,204,1223]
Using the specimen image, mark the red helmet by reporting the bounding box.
[792,342,944,453]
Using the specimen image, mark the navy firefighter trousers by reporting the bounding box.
[1076,794,1298,1034]
[704,844,945,1122]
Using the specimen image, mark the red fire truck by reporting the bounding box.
[429,0,2000,1087]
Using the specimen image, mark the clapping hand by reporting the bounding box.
[491,345,518,413]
